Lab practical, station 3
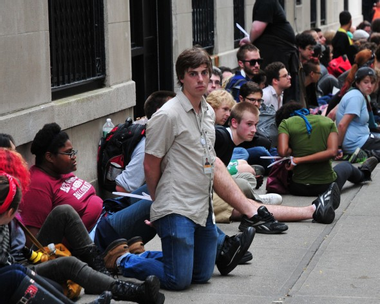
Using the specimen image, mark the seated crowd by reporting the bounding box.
[2,9,380,304]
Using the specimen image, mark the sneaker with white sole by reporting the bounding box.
[239,206,288,234]
[312,182,340,224]
[258,193,283,205]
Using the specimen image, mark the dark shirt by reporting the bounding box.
[214,126,235,166]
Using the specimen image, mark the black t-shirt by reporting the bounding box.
[214,126,235,166]
[252,0,296,47]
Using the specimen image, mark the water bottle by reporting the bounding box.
[47,243,56,255]
[102,118,114,138]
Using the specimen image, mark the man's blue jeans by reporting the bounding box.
[119,211,218,290]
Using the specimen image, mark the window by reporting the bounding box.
[344,0,349,11]
[296,0,302,5]
[192,0,214,54]
[310,0,316,28]
[48,0,106,98]
[234,0,245,48]
[320,0,326,25]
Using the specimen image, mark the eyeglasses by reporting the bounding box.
[242,58,263,66]
[313,71,322,75]
[245,97,264,103]
[279,73,291,78]
[57,149,78,158]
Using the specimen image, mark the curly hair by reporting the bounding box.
[0,148,30,193]
[275,101,303,127]
[31,123,69,165]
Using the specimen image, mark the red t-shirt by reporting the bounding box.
[20,166,103,231]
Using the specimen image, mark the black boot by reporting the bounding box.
[87,291,112,304]
[111,275,165,304]
[78,244,111,276]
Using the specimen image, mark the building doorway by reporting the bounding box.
[130,0,173,118]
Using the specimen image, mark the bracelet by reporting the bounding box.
[290,156,297,166]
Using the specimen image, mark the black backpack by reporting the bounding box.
[97,117,146,192]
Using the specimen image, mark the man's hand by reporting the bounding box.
[239,37,251,46]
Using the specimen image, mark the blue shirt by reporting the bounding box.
[336,89,370,153]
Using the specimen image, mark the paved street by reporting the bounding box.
[79,163,380,304]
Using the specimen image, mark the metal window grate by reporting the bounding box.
[234,0,245,48]
[48,0,106,92]
[192,0,214,54]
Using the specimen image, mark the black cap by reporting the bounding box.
[354,67,377,82]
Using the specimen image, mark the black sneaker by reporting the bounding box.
[312,182,340,224]
[358,156,378,181]
[216,227,255,276]
[238,251,253,264]
[238,206,288,234]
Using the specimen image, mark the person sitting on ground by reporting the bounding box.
[303,58,323,109]
[206,66,223,96]
[213,102,283,223]
[336,67,380,161]
[225,44,263,102]
[0,148,165,304]
[19,123,158,251]
[326,49,375,119]
[0,264,112,304]
[206,89,254,173]
[19,123,103,242]
[115,91,176,193]
[238,82,276,173]
[276,102,378,213]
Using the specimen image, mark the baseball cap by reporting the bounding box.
[354,67,377,82]
[352,29,369,41]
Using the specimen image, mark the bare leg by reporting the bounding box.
[214,158,315,222]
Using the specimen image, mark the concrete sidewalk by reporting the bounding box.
[80,164,380,304]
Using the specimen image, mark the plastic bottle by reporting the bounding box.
[47,243,56,255]
[102,118,114,138]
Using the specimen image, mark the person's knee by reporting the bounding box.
[164,275,192,291]
[51,204,76,218]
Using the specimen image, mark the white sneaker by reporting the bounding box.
[258,194,283,205]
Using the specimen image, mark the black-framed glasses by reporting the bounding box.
[245,97,264,103]
[242,58,263,66]
[57,149,78,158]
[279,73,291,78]
[313,71,322,75]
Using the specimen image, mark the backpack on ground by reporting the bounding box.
[97,117,146,192]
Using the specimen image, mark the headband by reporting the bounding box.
[0,172,20,214]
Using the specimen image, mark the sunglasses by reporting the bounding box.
[242,58,263,66]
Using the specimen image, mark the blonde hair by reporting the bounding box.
[206,89,236,110]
